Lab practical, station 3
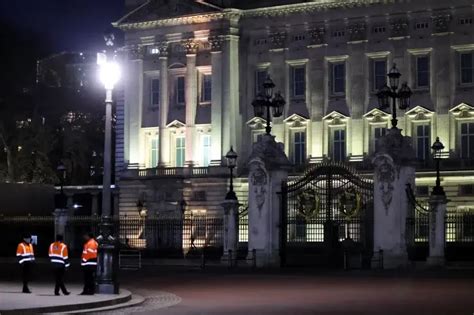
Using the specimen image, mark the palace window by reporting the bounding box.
[201,135,211,166]
[460,52,473,85]
[415,124,430,160]
[200,74,212,103]
[176,76,185,105]
[292,131,306,165]
[372,127,386,152]
[331,63,345,95]
[416,56,430,88]
[150,136,159,168]
[332,129,346,162]
[175,136,185,167]
[150,78,160,107]
[373,60,387,91]
[255,69,268,96]
[291,66,306,99]
[460,122,474,159]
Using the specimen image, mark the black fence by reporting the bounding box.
[406,213,474,261]
[0,215,225,260]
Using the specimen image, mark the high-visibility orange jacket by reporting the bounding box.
[49,241,70,267]
[16,242,35,265]
[81,239,98,267]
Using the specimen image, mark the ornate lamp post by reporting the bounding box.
[376,64,412,129]
[251,76,285,135]
[96,33,121,294]
[225,147,238,200]
[431,137,445,196]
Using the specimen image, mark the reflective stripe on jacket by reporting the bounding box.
[81,239,98,266]
[16,242,35,264]
[49,241,70,267]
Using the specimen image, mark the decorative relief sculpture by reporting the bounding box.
[347,23,367,41]
[156,41,169,56]
[128,45,144,60]
[390,18,409,37]
[181,38,199,55]
[373,155,397,214]
[432,14,451,33]
[208,35,224,52]
[251,164,267,218]
[269,32,287,49]
[308,27,326,45]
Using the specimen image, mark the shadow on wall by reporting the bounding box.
[0,183,55,216]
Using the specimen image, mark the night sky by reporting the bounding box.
[0,0,124,53]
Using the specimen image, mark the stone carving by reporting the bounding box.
[269,32,287,49]
[251,164,267,218]
[390,18,409,37]
[308,27,326,45]
[373,154,396,214]
[181,38,199,55]
[347,23,367,41]
[128,45,144,60]
[208,35,224,52]
[432,14,451,33]
[156,41,169,56]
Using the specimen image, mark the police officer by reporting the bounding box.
[80,232,98,295]
[48,234,71,296]
[16,234,35,293]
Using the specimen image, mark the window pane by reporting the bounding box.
[151,79,160,106]
[374,60,387,90]
[150,138,159,167]
[255,70,267,95]
[333,129,345,162]
[176,137,185,167]
[417,56,429,87]
[461,122,474,159]
[176,77,185,104]
[293,67,305,97]
[293,131,306,165]
[202,135,211,166]
[333,63,345,93]
[201,75,212,102]
[416,125,430,160]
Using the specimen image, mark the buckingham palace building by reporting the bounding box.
[113,0,474,229]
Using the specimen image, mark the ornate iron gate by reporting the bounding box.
[281,163,374,268]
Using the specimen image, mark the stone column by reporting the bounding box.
[183,39,198,166]
[54,208,69,241]
[158,44,169,167]
[248,134,290,267]
[209,36,223,165]
[221,199,240,262]
[427,194,448,267]
[372,127,416,269]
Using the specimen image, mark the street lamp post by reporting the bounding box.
[376,64,413,129]
[225,147,238,200]
[431,137,445,196]
[96,33,121,294]
[251,76,285,135]
[56,162,66,209]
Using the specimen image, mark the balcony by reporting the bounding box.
[122,165,229,179]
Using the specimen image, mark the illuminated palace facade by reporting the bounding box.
[114,0,474,219]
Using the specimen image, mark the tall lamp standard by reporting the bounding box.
[252,76,286,135]
[225,147,238,200]
[96,33,121,294]
[431,137,445,196]
[376,64,413,129]
[56,162,66,209]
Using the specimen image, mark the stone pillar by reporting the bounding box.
[372,127,416,269]
[221,199,240,262]
[427,194,448,267]
[159,51,169,167]
[91,192,99,216]
[209,36,223,165]
[185,51,197,166]
[247,134,290,267]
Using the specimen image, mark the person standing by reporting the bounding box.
[48,235,71,296]
[80,232,98,295]
[16,234,35,293]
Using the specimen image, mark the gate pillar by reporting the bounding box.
[247,134,290,267]
[427,194,448,267]
[372,127,415,269]
[54,208,69,241]
[221,199,240,262]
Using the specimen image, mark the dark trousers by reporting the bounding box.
[53,266,68,294]
[21,262,31,292]
[82,266,96,294]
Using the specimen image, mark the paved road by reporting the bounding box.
[107,269,474,315]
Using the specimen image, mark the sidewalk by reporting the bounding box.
[0,283,132,314]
